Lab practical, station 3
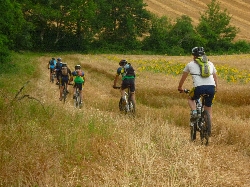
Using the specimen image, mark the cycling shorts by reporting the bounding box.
[74,83,83,91]
[190,85,215,107]
[121,78,135,93]
[61,76,69,86]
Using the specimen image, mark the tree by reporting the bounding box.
[142,15,172,53]
[168,15,205,54]
[0,0,29,63]
[196,0,239,52]
[94,0,151,50]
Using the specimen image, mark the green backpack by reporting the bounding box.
[195,55,211,77]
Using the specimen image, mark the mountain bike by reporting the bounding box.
[113,86,135,115]
[183,89,211,146]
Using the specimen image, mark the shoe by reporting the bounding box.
[73,94,76,99]
[56,82,59,85]
[66,90,69,94]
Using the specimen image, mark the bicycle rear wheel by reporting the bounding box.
[63,89,67,103]
[74,92,81,108]
[200,110,211,146]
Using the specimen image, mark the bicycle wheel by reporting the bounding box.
[200,110,211,146]
[58,75,62,89]
[119,98,123,111]
[128,99,135,114]
[51,73,55,83]
[74,92,81,108]
[119,97,127,113]
[190,121,197,141]
[63,87,67,103]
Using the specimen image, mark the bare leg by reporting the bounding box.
[188,98,196,110]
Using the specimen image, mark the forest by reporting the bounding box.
[1,0,250,64]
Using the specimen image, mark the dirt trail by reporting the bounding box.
[37,55,250,186]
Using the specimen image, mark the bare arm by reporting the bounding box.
[213,73,218,91]
[178,71,189,92]
[113,75,119,87]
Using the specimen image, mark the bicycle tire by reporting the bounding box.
[128,99,135,114]
[58,75,62,89]
[63,89,67,103]
[51,73,55,83]
[119,98,123,111]
[190,121,197,141]
[76,95,80,108]
[201,110,211,146]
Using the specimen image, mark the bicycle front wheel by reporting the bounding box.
[128,100,135,114]
[190,121,197,141]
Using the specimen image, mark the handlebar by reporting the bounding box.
[179,89,190,93]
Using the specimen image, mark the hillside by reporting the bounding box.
[144,0,250,42]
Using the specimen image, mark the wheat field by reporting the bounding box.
[144,0,250,42]
[4,53,246,186]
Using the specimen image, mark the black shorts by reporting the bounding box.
[121,79,135,92]
[74,83,83,91]
[191,85,215,107]
[61,76,69,86]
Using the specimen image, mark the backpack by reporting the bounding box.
[124,63,135,77]
[49,60,54,66]
[195,55,211,77]
[55,62,61,69]
[61,66,68,76]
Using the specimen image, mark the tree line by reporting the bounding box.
[1,0,250,63]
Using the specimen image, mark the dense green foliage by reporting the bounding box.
[1,0,250,63]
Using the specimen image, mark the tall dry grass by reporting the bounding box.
[0,53,250,186]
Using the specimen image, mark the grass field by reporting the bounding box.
[144,0,250,42]
[0,53,250,186]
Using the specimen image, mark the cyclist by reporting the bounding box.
[113,59,136,106]
[178,47,218,122]
[55,58,63,85]
[59,63,72,101]
[48,57,56,82]
[70,65,85,103]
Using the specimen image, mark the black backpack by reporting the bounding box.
[124,63,135,76]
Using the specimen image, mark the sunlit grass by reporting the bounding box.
[1,53,250,186]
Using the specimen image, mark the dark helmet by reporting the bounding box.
[119,59,127,66]
[57,58,61,61]
[62,63,67,67]
[192,47,205,56]
[52,57,55,60]
[75,65,81,70]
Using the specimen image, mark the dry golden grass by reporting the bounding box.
[1,53,250,186]
[144,0,250,42]
[20,53,248,186]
